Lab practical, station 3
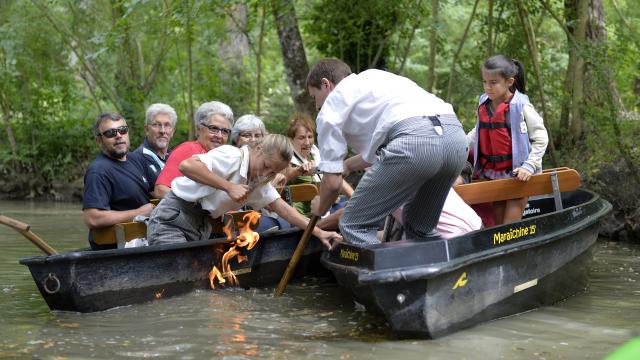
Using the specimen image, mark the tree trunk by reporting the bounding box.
[270,0,315,116]
[397,21,419,75]
[516,0,557,166]
[185,0,195,138]
[540,0,575,140]
[568,0,589,141]
[487,0,494,57]
[219,3,250,100]
[446,0,480,102]
[256,2,266,115]
[426,0,438,92]
[586,0,640,182]
[1,112,17,153]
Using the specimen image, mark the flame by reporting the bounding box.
[155,288,165,299]
[208,211,261,289]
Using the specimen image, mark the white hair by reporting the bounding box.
[231,114,267,145]
[194,101,234,129]
[145,103,177,126]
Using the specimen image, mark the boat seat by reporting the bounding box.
[91,183,319,248]
[92,221,151,248]
[281,183,319,204]
[454,168,581,205]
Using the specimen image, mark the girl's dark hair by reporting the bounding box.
[482,55,526,94]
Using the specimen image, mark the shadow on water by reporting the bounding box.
[0,200,638,359]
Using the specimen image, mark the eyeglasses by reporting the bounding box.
[149,122,174,130]
[239,132,264,140]
[98,126,129,138]
[201,124,231,137]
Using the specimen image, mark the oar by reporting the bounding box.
[0,214,58,255]
[274,215,319,297]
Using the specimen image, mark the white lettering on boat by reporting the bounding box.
[514,278,538,293]
[492,224,536,245]
[572,207,584,218]
[340,248,359,262]
[523,207,540,216]
[452,272,468,289]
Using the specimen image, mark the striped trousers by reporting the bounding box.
[339,115,468,246]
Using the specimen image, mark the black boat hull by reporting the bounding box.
[322,189,612,338]
[20,228,325,312]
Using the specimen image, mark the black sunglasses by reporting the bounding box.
[98,126,129,138]
[201,124,231,136]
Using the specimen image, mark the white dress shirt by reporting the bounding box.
[316,69,455,173]
[171,145,280,218]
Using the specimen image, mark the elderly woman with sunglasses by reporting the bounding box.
[154,101,234,198]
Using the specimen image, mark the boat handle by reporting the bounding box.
[43,273,61,294]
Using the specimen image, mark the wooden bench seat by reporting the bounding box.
[92,183,319,248]
[454,168,581,205]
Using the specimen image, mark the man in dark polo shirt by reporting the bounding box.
[134,103,177,185]
[83,112,156,250]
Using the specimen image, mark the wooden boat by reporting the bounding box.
[19,227,325,312]
[321,170,612,338]
[16,184,326,312]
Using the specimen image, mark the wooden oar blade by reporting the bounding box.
[0,214,58,255]
[0,215,30,232]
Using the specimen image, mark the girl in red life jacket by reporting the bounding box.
[467,55,549,225]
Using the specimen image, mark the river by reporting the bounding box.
[0,200,638,359]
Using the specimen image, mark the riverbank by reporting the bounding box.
[0,175,84,202]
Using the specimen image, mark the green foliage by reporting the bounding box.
[0,1,94,191]
[304,0,423,72]
[0,0,638,207]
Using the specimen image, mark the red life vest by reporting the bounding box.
[477,100,513,172]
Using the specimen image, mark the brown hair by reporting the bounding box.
[285,113,316,139]
[306,58,352,89]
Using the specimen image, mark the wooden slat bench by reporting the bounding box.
[92,183,319,248]
[454,168,581,205]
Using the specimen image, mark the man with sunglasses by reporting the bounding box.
[134,103,178,185]
[83,112,156,250]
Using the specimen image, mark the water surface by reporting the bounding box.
[1,200,638,359]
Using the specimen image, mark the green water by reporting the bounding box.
[0,200,638,359]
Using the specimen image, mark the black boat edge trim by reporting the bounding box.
[321,190,612,285]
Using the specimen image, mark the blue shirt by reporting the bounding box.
[83,152,154,249]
